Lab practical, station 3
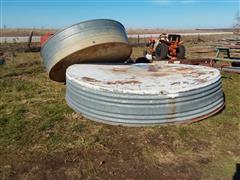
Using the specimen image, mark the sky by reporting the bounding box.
[1,0,240,29]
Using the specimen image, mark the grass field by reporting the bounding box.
[0,42,240,179]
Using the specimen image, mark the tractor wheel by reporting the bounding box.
[155,43,168,60]
[177,45,186,59]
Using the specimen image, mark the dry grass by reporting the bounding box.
[1,28,232,37]
[127,28,232,34]
[1,28,57,37]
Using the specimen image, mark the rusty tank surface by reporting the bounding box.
[66,63,225,126]
[40,19,132,82]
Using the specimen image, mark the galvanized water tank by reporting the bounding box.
[66,63,225,126]
[41,19,132,82]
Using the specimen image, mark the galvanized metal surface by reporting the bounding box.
[40,19,132,82]
[66,63,224,126]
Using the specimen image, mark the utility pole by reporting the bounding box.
[233,0,240,34]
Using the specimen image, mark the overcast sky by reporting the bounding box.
[1,0,240,29]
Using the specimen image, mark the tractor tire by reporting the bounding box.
[177,45,186,59]
[135,57,151,63]
[155,43,168,60]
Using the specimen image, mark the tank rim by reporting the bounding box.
[41,19,126,50]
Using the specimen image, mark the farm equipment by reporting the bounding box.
[26,31,53,52]
[143,33,186,62]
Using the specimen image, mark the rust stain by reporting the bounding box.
[183,103,225,124]
[82,77,100,82]
[106,80,141,85]
[168,98,176,121]
[112,67,128,72]
[196,78,208,83]
[49,42,132,82]
[170,82,181,85]
[196,72,206,76]
[151,72,169,77]
[190,72,201,77]
[148,65,159,72]
[176,67,192,72]
[161,103,225,125]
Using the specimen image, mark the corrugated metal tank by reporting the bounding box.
[66,63,225,126]
[40,19,132,82]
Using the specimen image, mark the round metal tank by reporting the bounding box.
[40,19,132,82]
[66,63,225,126]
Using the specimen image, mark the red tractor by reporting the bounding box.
[144,33,186,62]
